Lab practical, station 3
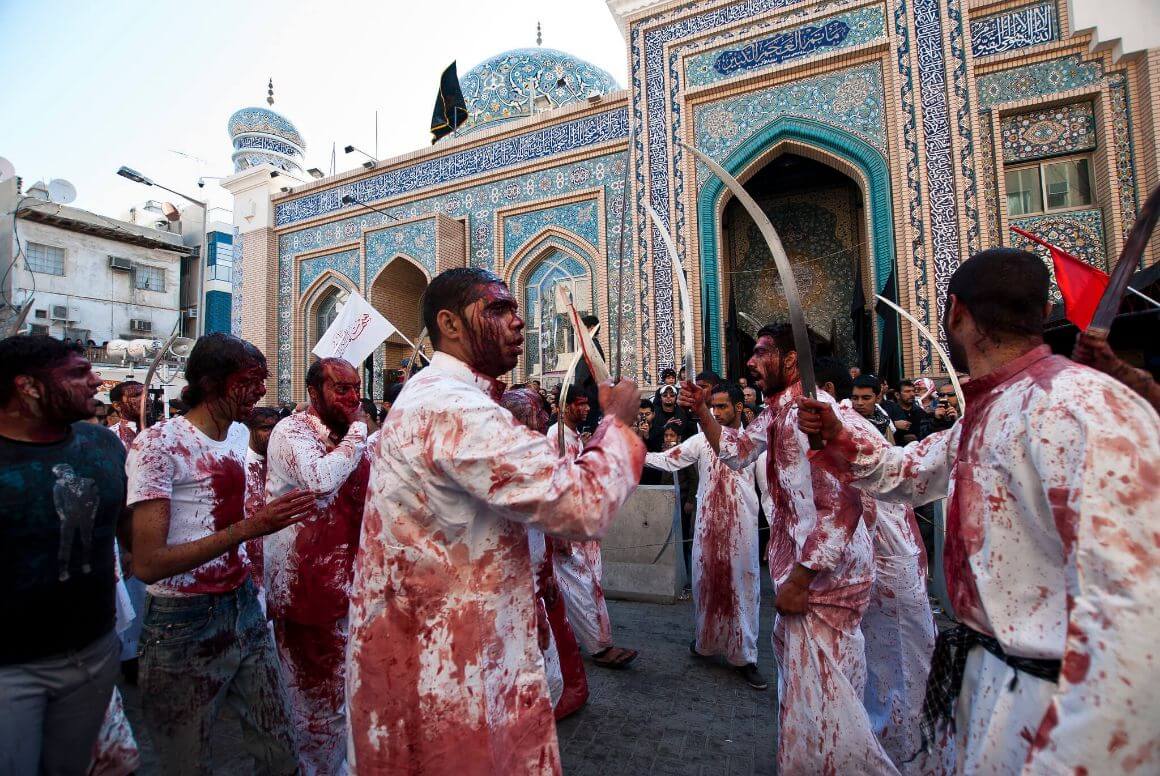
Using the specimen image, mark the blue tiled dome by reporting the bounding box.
[452,47,620,138]
[228,107,306,174]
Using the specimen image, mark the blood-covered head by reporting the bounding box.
[421,267,525,378]
[560,382,590,425]
[499,387,548,434]
[749,323,817,396]
[0,335,101,424]
[945,248,1050,372]
[305,357,362,432]
[181,333,267,422]
[109,380,144,418]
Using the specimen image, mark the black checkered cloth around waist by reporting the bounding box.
[908,623,1061,762]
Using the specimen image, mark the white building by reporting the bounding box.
[1,177,192,346]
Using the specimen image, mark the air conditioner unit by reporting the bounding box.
[130,319,152,333]
[109,256,133,271]
[183,309,198,320]
[34,309,47,319]
[51,305,70,320]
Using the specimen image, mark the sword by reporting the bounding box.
[554,283,610,382]
[875,294,965,410]
[1088,183,1160,338]
[680,141,822,448]
[140,327,181,429]
[645,204,695,382]
[555,323,600,455]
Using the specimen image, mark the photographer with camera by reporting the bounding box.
[929,380,961,432]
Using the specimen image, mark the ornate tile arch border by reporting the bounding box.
[695,116,897,372]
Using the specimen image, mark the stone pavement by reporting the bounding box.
[120,582,781,775]
[558,589,779,776]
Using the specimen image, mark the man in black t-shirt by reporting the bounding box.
[881,378,930,444]
[0,335,126,774]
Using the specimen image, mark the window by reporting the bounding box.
[29,324,50,336]
[522,251,592,378]
[135,265,166,291]
[1004,157,1093,216]
[26,242,64,275]
[313,289,348,349]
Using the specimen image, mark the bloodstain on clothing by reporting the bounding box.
[273,618,348,773]
[243,450,266,588]
[346,352,642,775]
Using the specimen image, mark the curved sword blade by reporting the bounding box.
[679,141,817,398]
[1089,183,1160,336]
[875,294,965,410]
[645,204,695,381]
[555,323,599,456]
[554,282,610,383]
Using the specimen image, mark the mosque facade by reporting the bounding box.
[222,0,1160,403]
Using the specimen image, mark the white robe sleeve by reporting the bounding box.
[815,418,958,507]
[269,418,367,494]
[433,405,645,542]
[1022,397,1160,774]
[645,434,704,472]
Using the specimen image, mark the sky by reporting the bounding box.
[0,0,628,219]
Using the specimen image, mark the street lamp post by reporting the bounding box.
[117,166,209,337]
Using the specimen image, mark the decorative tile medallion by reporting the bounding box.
[1000,101,1096,162]
[1010,208,1107,299]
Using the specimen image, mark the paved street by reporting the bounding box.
[121,582,780,775]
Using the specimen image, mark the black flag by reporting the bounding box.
[431,62,468,143]
[850,257,873,373]
[875,268,902,388]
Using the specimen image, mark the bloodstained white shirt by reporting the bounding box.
[126,417,250,596]
[816,345,1160,773]
[346,351,644,775]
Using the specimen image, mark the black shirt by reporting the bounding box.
[0,423,126,664]
[882,400,929,442]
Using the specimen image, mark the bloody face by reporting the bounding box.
[709,392,738,428]
[747,335,787,395]
[310,360,362,432]
[501,387,548,434]
[114,384,144,419]
[38,353,103,425]
[462,282,524,378]
[850,386,880,418]
[223,363,269,423]
[565,396,590,426]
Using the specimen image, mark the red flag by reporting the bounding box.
[1010,226,1109,330]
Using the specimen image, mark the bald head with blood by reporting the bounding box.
[421,268,525,378]
[306,357,362,435]
[499,387,549,434]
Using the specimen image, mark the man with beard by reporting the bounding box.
[346,268,644,775]
[107,380,144,449]
[127,333,315,773]
[499,387,589,719]
[0,336,127,773]
[645,382,765,689]
[798,248,1160,774]
[264,356,370,775]
[549,384,637,669]
[678,325,897,775]
[882,379,928,444]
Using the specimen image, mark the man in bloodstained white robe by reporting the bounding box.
[346,268,645,775]
[645,382,765,689]
[679,324,899,775]
[818,367,939,769]
[799,247,1160,774]
[265,357,370,775]
[546,386,638,668]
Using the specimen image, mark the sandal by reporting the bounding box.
[592,646,639,669]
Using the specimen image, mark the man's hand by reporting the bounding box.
[934,405,947,420]
[245,489,317,539]
[894,419,911,431]
[796,397,842,442]
[600,379,641,427]
[1072,330,1117,371]
[677,380,706,412]
[774,564,816,616]
[945,405,959,421]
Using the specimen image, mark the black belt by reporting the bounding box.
[908,623,1061,761]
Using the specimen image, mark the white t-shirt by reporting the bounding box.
[127,416,251,597]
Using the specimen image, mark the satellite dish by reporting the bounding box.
[168,337,196,358]
[0,157,14,184]
[48,179,77,204]
[161,202,181,221]
[28,180,50,199]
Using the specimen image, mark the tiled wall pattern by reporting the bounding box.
[1000,101,1096,163]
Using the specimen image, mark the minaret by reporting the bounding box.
[536,21,542,46]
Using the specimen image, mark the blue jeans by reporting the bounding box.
[139,579,296,775]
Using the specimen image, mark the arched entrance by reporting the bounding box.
[721,152,866,375]
[368,256,429,393]
[696,117,897,376]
